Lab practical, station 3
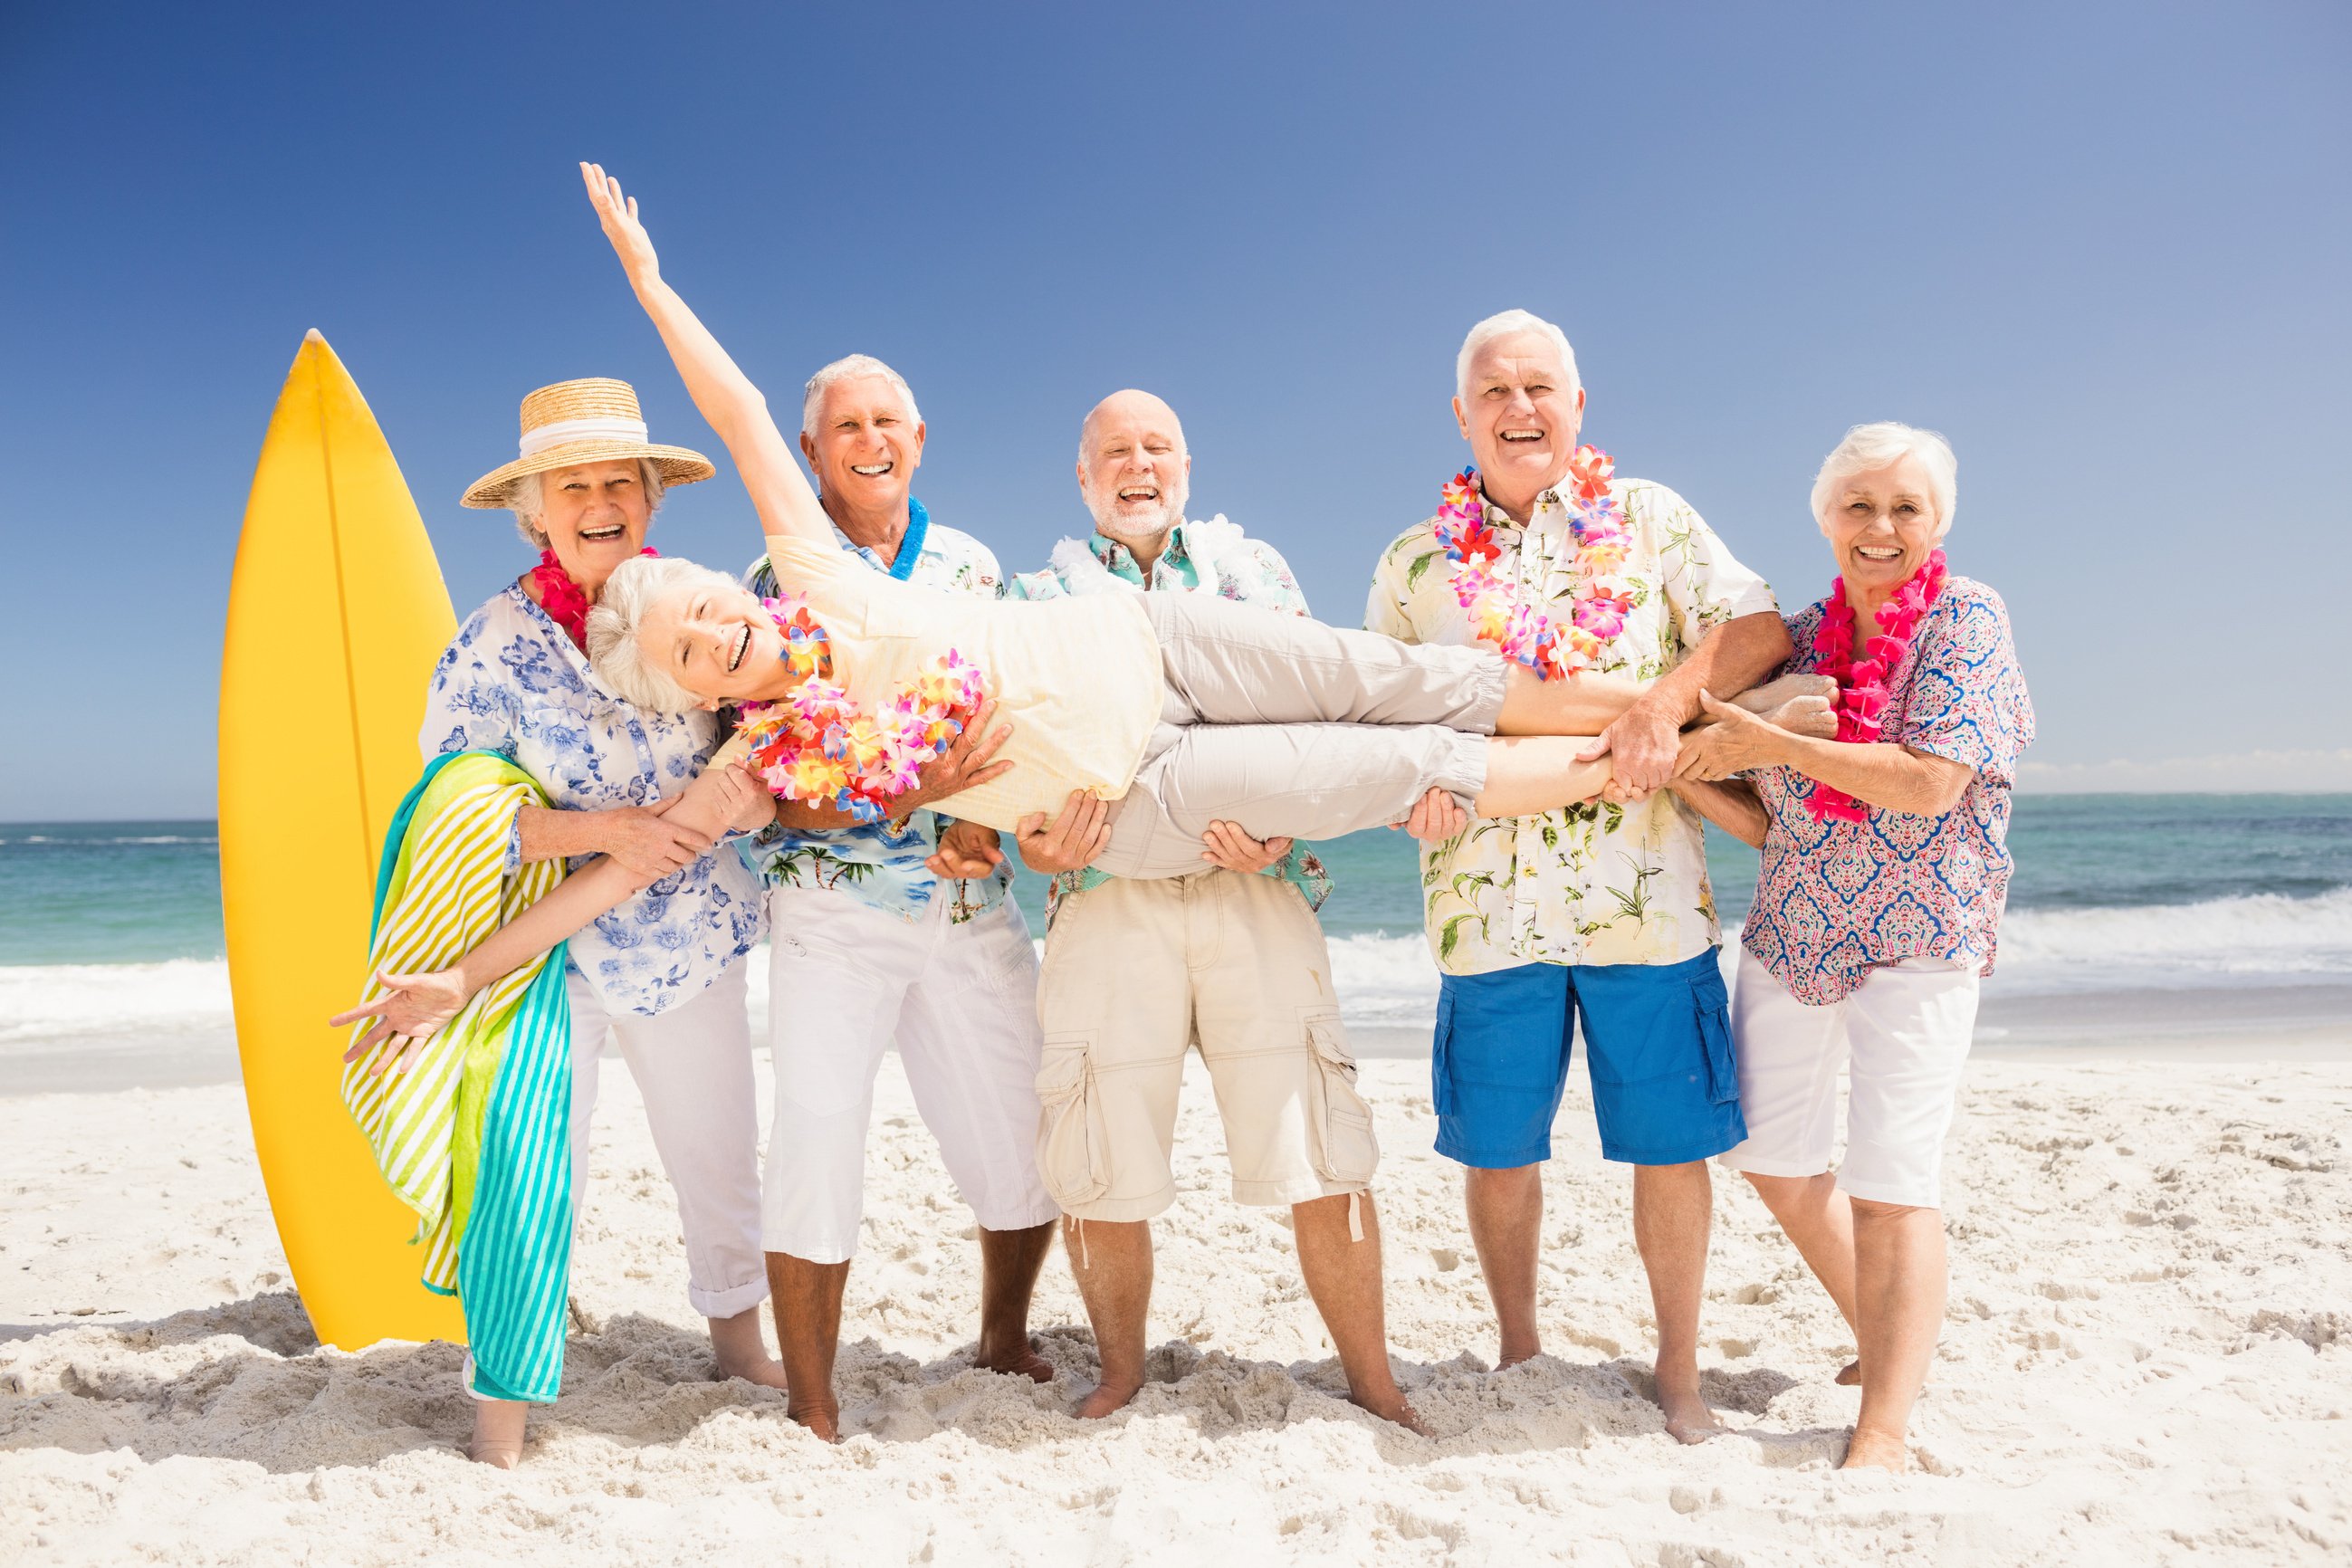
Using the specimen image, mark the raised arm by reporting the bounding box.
[578,162,836,552]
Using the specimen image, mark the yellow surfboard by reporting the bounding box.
[219,330,466,1351]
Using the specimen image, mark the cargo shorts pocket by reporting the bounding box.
[1694,977,1739,1108]
[1034,1033,1111,1209]
[1302,1009,1380,1186]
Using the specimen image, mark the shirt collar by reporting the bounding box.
[830,495,932,579]
[1087,516,1190,583]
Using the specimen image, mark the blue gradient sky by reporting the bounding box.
[4,2,2346,819]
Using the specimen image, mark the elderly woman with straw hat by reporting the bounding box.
[418,378,785,1460]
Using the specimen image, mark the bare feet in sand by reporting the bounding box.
[709,1307,791,1392]
[1835,1359,1861,1386]
[1658,1382,1727,1444]
[977,1342,1056,1383]
[1074,1379,1144,1419]
[789,1401,843,1443]
[468,1400,527,1468]
[1841,1425,1908,1471]
[1350,1390,1430,1435]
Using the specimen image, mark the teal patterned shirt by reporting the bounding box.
[1004,515,1334,921]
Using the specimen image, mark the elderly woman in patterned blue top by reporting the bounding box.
[424,378,783,1445]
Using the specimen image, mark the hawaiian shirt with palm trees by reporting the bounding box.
[1365,476,1777,974]
[736,507,1014,923]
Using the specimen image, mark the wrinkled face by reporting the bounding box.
[1077,394,1190,543]
[1452,330,1585,500]
[539,461,652,587]
[801,375,923,515]
[1821,454,1945,597]
[638,577,785,708]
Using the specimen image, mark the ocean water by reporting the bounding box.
[4,797,2349,1086]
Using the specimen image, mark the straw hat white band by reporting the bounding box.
[519,416,651,457]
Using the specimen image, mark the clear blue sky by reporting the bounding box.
[4,1,2346,819]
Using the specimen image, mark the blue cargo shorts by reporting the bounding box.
[1431,951,1745,1168]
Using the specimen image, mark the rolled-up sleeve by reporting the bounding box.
[1901,583,2035,785]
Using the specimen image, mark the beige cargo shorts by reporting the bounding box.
[1033,868,1379,1223]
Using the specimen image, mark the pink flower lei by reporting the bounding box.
[1802,549,1949,824]
[1434,446,1634,679]
[531,546,655,651]
[731,597,986,826]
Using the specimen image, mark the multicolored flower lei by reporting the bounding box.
[1434,446,1634,679]
[732,598,987,825]
[1803,549,1949,824]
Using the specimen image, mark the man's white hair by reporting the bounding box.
[1810,422,1959,540]
[586,554,744,715]
[507,458,666,550]
[1456,309,1582,403]
[801,353,923,439]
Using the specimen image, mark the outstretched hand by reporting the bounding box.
[329,969,473,1076]
[580,162,659,283]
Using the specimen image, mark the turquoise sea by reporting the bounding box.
[3,796,2348,1089]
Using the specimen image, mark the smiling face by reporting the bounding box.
[538,461,653,589]
[800,374,924,527]
[1077,390,1190,546]
[636,576,791,708]
[1452,330,1585,516]
[1821,454,1946,603]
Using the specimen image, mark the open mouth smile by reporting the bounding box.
[579,523,626,541]
[1855,545,1905,561]
[1498,427,1545,445]
[849,462,894,477]
[726,625,751,674]
[1116,485,1160,503]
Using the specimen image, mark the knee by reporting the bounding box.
[1849,1196,1937,1224]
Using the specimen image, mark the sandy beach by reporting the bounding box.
[4,1047,2347,1565]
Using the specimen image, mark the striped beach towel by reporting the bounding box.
[340,750,575,1402]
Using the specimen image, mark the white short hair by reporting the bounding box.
[507,458,666,550]
[1810,422,1959,539]
[800,354,922,439]
[1456,309,1582,403]
[586,554,744,714]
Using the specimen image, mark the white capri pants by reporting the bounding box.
[763,888,1060,1263]
[566,959,770,1318]
[1716,948,1981,1209]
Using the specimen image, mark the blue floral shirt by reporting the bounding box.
[1004,515,1334,921]
[420,583,768,1016]
[736,502,1017,924]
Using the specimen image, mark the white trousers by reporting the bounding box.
[763,890,1059,1263]
[1716,948,1981,1209]
[566,961,770,1318]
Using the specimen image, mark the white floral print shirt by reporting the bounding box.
[737,503,1016,923]
[421,585,768,1016]
[1366,477,1778,974]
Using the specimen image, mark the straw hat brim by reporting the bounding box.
[462,439,717,509]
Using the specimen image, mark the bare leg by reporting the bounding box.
[1464,1164,1544,1368]
[1844,1199,1946,1471]
[1743,1171,1863,1382]
[1473,736,1613,817]
[767,1251,848,1440]
[1635,1161,1723,1442]
[975,1222,1057,1381]
[707,1305,790,1390]
[1292,1191,1424,1431]
[1496,667,1645,735]
[468,1398,528,1468]
[1063,1217,1152,1417]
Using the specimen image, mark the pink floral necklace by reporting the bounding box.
[1804,549,1949,823]
[1434,445,1634,679]
[732,598,985,825]
[529,547,655,651]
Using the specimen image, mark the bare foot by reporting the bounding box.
[977,1344,1056,1383]
[1658,1383,1726,1444]
[1841,1425,1908,1471]
[708,1308,790,1391]
[788,1401,842,1443]
[468,1400,527,1468]
[1074,1379,1143,1419]
[1349,1389,1429,1435]
[1835,1359,1861,1386]
[1494,1337,1541,1372]
[1732,674,1836,714]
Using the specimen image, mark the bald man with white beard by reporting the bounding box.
[1006,390,1458,1429]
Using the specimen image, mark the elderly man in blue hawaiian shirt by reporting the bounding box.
[1007,389,1455,1431]
[738,354,1059,1440]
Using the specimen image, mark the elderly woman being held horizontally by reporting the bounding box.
[416,382,786,1462]
[1669,422,2034,1473]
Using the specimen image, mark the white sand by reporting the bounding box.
[4,1054,2349,1565]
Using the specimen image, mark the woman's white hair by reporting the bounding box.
[507,458,667,550]
[1456,309,1582,402]
[1811,422,1959,539]
[801,353,922,438]
[586,554,744,715]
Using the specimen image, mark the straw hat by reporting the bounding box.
[462,378,716,509]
